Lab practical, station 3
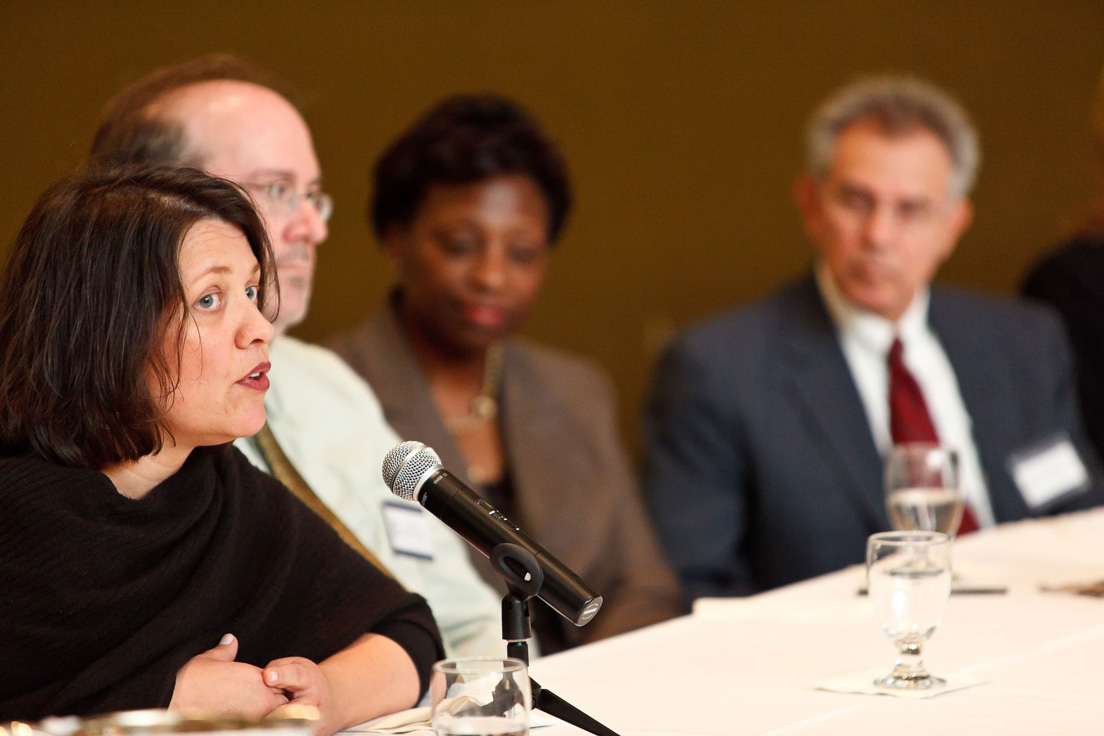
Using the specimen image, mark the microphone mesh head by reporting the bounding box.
[382,440,424,487]
[383,441,442,501]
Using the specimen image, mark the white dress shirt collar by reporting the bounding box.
[814,261,931,348]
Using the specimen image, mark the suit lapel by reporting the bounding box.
[781,277,887,528]
[369,305,471,480]
[929,291,1029,521]
[499,343,560,536]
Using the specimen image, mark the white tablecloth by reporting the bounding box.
[528,508,1104,736]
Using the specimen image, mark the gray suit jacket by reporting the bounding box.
[642,274,1104,599]
[329,304,683,651]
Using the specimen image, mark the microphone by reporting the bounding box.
[382,440,603,627]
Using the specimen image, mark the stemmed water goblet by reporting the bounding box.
[885,444,964,537]
[866,530,952,690]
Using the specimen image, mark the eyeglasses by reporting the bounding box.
[247,180,333,223]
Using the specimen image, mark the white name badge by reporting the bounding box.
[382,501,436,560]
[1008,434,1089,509]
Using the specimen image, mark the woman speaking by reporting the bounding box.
[0,166,442,731]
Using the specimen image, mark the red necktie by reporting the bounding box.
[887,338,979,535]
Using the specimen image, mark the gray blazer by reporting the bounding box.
[642,273,1104,599]
[329,304,683,650]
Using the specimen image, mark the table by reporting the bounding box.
[528,508,1104,736]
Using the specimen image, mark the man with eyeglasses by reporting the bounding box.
[643,76,1104,600]
[91,54,504,660]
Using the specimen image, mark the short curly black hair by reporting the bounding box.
[370,94,572,243]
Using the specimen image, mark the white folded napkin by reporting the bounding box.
[346,705,436,734]
[813,668,987,699]
[346,698,560,734]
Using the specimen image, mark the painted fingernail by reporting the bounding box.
[220,633,234,646]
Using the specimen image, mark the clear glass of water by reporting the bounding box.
[430,658,530,736]
[885,444,964,537]
[867,531,952,690]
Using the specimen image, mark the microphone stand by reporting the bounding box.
[490,543,621,736]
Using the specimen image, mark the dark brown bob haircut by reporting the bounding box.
[90,52,294,167]
[370,94,572,244]
[0,165,273,469]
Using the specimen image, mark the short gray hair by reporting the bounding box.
[805,76,980,199]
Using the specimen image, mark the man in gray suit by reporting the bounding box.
[643,76,1104,599]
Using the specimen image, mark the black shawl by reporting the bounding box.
[0,447,443,721]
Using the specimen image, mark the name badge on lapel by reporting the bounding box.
[1008,433,1089,509]
[382,501,435,559]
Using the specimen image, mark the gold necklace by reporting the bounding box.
[445,343,503,435]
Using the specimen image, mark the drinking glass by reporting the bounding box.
[866,531,952,690]
[430,658,531,736]
[885,444,964,537]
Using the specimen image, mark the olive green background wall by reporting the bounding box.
[2,2,1102,452]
